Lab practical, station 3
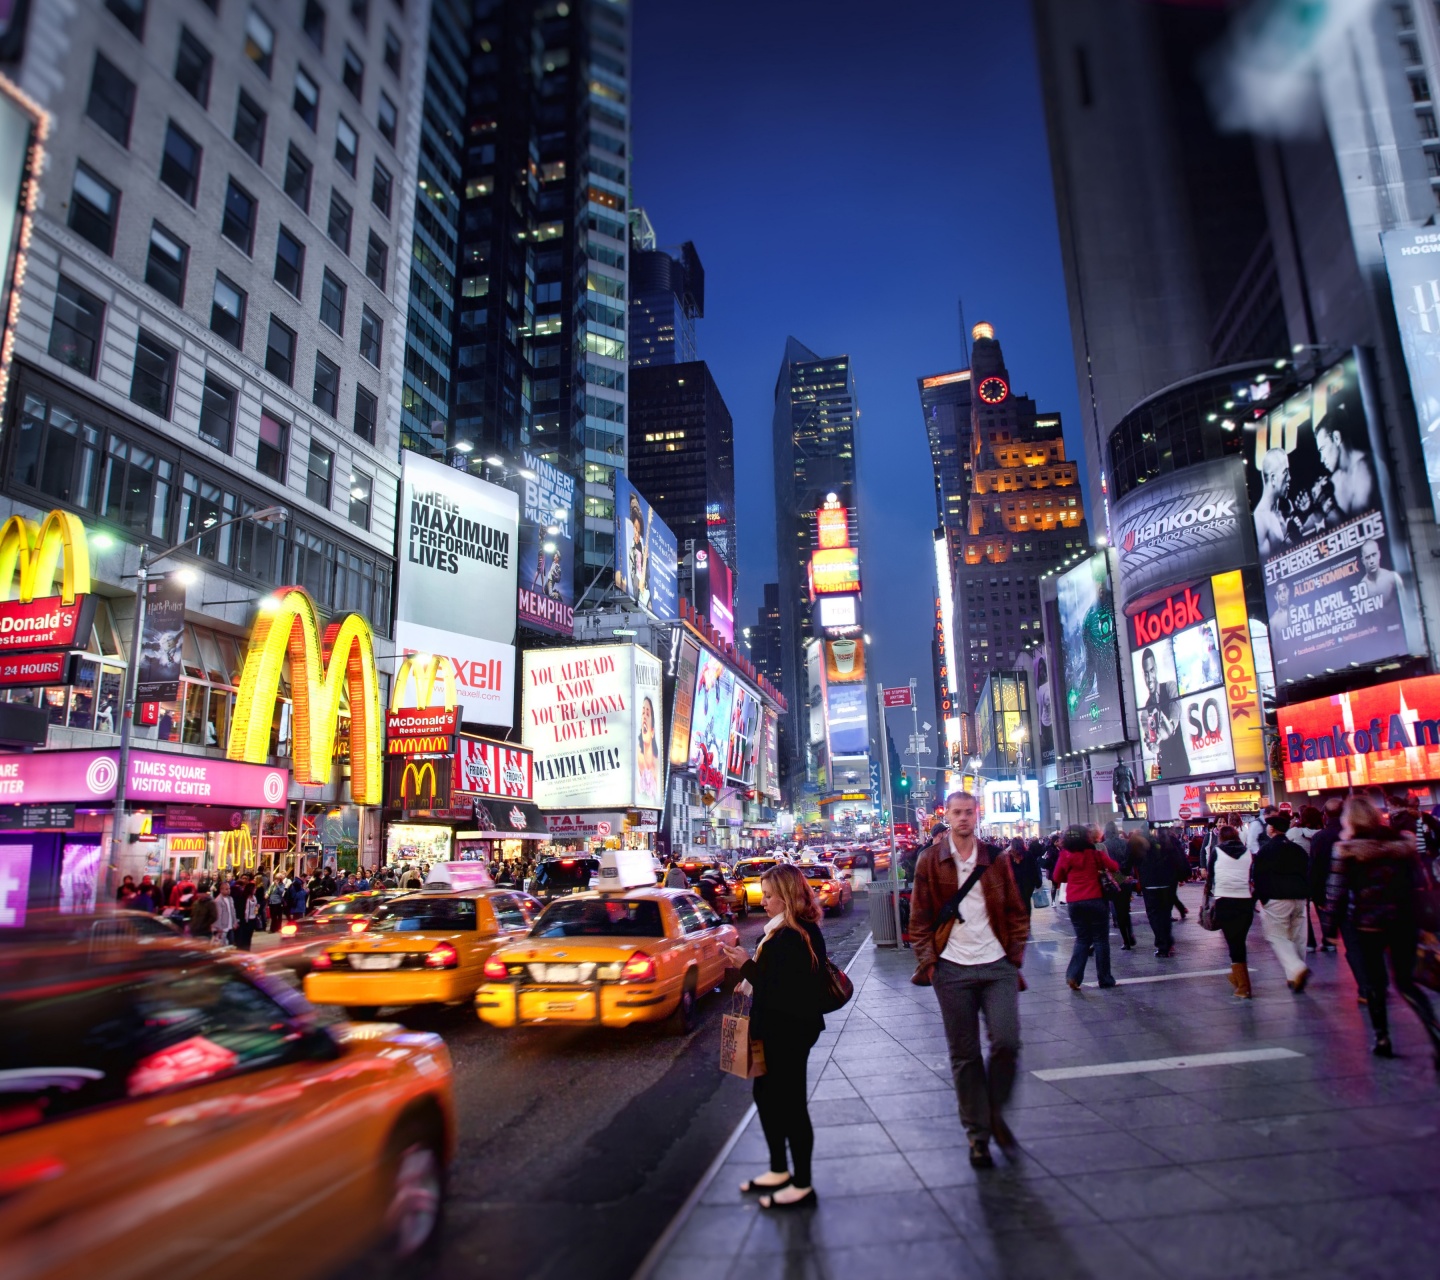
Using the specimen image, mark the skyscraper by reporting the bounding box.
[919,368,973,563]
[628,209,703,368]
[450,0,630,583]
[955,326,1088,708]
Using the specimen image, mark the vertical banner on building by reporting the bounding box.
[668,635,700,769]
[633,648,664,811]
[1382,227,1440,520]
[136,572,186,703]
[1056,552,1127,751]
[514,450,575,636]
[614,474,679,620]
[689,650,736,790]
[1211,570,1264,775]
[396,450,519,728]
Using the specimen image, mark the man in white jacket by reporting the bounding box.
[212,885,236,946]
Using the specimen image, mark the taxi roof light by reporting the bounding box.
[424,941,460,970]
[620,950,656,982]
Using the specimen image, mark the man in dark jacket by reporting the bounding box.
[1135,832,1177,956]
[1253,811,1312,991]
[1310,797,1367,999]
[188,890,217,941]
[1103,822,1137,949]
[909,790,1029,1171]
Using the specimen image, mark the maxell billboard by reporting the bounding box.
[1111,456,1256,607]
[396,450,518,728]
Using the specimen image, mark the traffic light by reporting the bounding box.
[899,771,910,790]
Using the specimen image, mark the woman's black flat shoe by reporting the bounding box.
[759,1187,817,1211]
[740,1174,790,1194]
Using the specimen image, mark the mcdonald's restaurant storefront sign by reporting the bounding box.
[0,509,97,653]
[388,756,454,813]
[386,653,460,756]
[0,748,289,808]
[227,586,383,806]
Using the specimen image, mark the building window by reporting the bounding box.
[245,8,274,76]
[145,223,188,305]
[328,191,353,252]
[318,269,347,335]
[198,373,236,452]
[257,411,287,481]
[221,179,257,253]
[233,91,267,162]
[377,92,397,146]
[1412,71,1432,104]
[350,0,369,32]
[70,165,119,255]
[283,146,313,212]
[131,330,177,419]
[342,44,364,98]
[371,161,392,216]
[383,26,401,75]
[358,305,381,365]
[105,0,145,38]
[210,274,246,349]
[365,232,387,289]
[353,385,377,443]
[160,122,202,205]
[303,0,326,48]
[48,278,105,377]
[347,469,371,528]
[174,27,213,107]
[274,225,305,296]
[294,66,320,129]
[86,54,135,146]
[306,440,333,505]
[264,316,295,385]
[335,114,358,176]
[312,353,340,416]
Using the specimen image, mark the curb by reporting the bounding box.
[630,932,876,1280]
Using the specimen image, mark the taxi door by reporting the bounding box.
[671,894,725,992]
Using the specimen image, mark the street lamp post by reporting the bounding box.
[107,506,287,896]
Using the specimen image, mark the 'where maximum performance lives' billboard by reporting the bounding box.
[396,450,519,728]
[1245,352,1422,686]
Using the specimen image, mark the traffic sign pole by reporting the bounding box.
[876,680,904,948]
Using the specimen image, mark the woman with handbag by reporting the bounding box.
[1053,825,1120,990]
[1208,824,1256,998]
[721,862,827,1210]
[1325,796,1440,1064]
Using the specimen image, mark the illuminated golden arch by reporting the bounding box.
[391,652,458,713]
[0,509,92,603]
[227,586,384,805]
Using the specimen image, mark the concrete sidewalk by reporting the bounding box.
[642,886,1440,1279]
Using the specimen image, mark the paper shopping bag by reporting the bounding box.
[720,996,766,1078]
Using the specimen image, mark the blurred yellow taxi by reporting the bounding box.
[801,862,854,915]
[0,925,455,1279]
[304,873,534,1016]
[733,857,781,908]
[475,885,738,1033]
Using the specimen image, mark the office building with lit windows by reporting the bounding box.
[628,208,703,368]
[0,0,421,759]
[449,0,630,584]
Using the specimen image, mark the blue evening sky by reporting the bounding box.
[632,0,1086,744]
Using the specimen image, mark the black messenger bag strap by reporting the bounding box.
[936,863,986,928]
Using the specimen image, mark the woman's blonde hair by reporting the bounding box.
[761,863,822,963]
[1342,795,1385,835]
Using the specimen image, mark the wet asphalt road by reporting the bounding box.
[339,902,872,1280]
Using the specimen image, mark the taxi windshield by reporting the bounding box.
[678,863,717,884]
[734,861,775,879]
[535,859,598,890]
[316,899,375,916]
[371,898,477,931]
[529,899,664,938]
[802,867,833,882]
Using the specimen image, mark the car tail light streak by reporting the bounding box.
[280,923,298,936]
[620,951,657,982]
[311,951,335,970]
[350,920,368,933]
[424,942,460,970]
[483,956,509,980]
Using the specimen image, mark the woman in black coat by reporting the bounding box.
[722,862,826,1210]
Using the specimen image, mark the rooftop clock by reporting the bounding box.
[977,376,1009,405]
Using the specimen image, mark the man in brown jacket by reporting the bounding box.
[909,790,1029,1169]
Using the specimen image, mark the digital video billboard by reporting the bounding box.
[669,634,701,770]
[688,651,736,789]
[614,474,679,620]
[727,684,761,786]
[515,450,575,636]
[1056,552,1127,752]
[826,683,869,757]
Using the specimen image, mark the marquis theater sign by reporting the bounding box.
[0,509,98,657]
[1278,674,1440,792]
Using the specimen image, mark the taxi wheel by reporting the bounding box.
[382,1118,446,1261]
[350,1006,380,1020]
[737,901,748,920]
[667,972,698,1035]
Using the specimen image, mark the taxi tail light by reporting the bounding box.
[350,920,368,933]
[620,951,657,982]
[424,942,460,970]
[280,923,298,936]
[483,956,509,980]
[311,951,334,971]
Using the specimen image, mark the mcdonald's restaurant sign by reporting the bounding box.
[0,509,98,653]
[227,586,384,806]
[387,653,461,756]
[387,755,454,812]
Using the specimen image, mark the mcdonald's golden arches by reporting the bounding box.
[0,508,91,603]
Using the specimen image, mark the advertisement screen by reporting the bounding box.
[137,573,185,703]
[688,652,736,789]
[727,684,761,786]
[1278,673,1440,791]
[1056,553,1126,751]
[760,707,781,800]
[825,683,869,757]
[982,780,1040,826]
[1247,353,1418,685]
[521,645,661,810]
[669,635,701,769]
[454,736,534,800]
[614,475,679,620]
[823,638,864,684]
[1382,227,1440,521]
[515,450,575,636]
[806,640,824,745]
[818,594,860,636]
[1130,581,1235,782]
[808,548,861,598]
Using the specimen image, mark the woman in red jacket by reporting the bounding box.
[1054,825,1120,990]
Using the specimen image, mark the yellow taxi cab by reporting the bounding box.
[0,920,455,1279]
[800,861,855,915]
[475,852,739,1033]
[304,865,534,1016]
[733,856,782,909]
